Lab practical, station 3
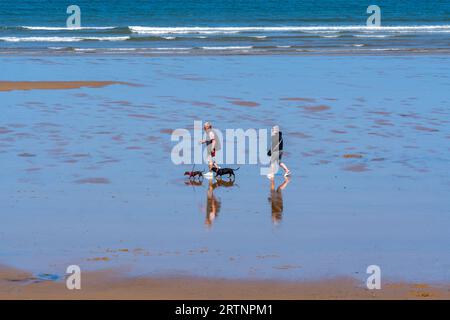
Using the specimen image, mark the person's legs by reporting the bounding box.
[267,160,278,179]
[280,162,291,175]
[208,160,213,171]
[207,154,214,172]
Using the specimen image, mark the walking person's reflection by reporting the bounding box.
[268,177,290,225]
[206,179,221,227]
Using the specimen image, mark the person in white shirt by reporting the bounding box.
[199,121,220,173]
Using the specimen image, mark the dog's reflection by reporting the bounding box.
[268,177,290,225]
[184,179,203,187]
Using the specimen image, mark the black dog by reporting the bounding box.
[211,167,240,180]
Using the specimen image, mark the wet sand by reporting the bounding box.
[0,266,448,300]
[1,55,449,289]
[0,81,127,92]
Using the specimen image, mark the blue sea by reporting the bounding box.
[0,0,449,55]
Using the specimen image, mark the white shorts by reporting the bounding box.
[207,154,215,163]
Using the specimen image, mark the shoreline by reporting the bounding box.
[1,266,449,300]
[1,50,450,58]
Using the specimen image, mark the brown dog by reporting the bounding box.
[184,171,204,180]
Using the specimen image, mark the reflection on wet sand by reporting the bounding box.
[268,177,290,225]
[184,179,203,187]
[205,178,238,227]
[206,179,221,227]
[184,176,236,227]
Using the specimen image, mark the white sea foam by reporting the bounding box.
[153,47,192,50]
[354,34,392,38]
[0,36,130,42]
[74,48,96,51]
[21,26,116,30]
[201,46,253,50]
[129,25,450,34]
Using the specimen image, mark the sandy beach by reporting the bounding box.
[0,81,127,92]
[1,266,448,300]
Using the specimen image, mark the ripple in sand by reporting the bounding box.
[272,264,302,270]
[0,81,127,92]
[87,257,110,262]
[289,132,311,139]
[302,105,330,112]
[0,127,13,134]
[71,153,90,158]
[280,97,316,102]
[343,164,369,172]
[18,152,36,157]
[369,111,391,116]
[160,128,173,134]
[331,129,347,134]
[343,154,363,159]
[128,113,155,120]
[146,135,161,142]
[414,126,439,132]
[228,100,260,107]
[108,100,132,106]
[111,135,123,141]
[190,101,215,107]
[75,177,111,184]
[374,119,394,126]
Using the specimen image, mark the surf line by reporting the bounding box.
[175,304,209,318]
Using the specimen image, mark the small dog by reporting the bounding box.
[211,167,240,180]
[184,171,204,180]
